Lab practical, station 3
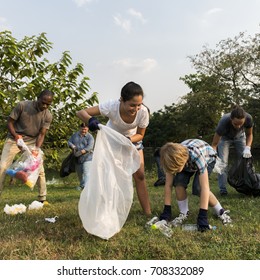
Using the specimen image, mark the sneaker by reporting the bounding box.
[170,212,189,227]
[218,210,232,226]
[76,186,83,191]
[154,177,166,187]
[220,190,228,196]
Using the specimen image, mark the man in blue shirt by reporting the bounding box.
[68,123,94,190]
[211,105,253,196]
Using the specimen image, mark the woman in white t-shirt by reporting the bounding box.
[76,81,151,216]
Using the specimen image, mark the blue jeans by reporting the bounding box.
[217,134,246,193]
[154,154,165,179]
[75,161,92,189]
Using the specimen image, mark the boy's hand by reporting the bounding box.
[159,205,172,221]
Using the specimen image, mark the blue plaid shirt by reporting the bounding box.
[181,139,217,174]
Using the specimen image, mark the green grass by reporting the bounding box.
[0,169,259,260]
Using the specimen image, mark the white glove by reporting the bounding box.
[243,146,252,158]
[16,138,26,149]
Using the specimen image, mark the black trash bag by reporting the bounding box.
[60,152,76,178]
[228,156,260,197]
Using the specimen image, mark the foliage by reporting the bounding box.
[145,104,180,147]
[188,31,260,104]
[145,29,260,147]
[243,98,260,147]
[0,30,98,167]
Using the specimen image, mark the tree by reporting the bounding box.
[145,29,260,147]
[144,103,192,147]
[179,74,231,141]
[0,30,98,168]
[188,31,260,105]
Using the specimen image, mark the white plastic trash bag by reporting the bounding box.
[28,200,44,210]
[4,203,27,215]
[78,124,140,240]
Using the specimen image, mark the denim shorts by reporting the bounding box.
[134,141,144,150]
[173,161,215,196]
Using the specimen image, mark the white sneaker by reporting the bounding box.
[170,212,188,227]
[218,210,232,226]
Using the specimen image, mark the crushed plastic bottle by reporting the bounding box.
[182,224,217,231]
[145,216,159,228]
[151,220,173,238]
[45,216,58,223]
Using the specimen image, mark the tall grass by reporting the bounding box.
[0,168,259,260]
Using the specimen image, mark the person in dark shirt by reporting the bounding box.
[211,105,253,196]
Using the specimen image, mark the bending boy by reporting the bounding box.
[159,139,232,232]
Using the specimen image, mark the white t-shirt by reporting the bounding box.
[99,99,149,137]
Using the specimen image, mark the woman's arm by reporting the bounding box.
[76,106,101,123]
[245,127,253,147]
[129,127,146,143]
[211,132,221,151]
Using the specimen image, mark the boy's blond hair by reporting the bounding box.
[160,142,189,174]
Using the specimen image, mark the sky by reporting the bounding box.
[0,0,259,113]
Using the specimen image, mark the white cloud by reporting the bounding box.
[114,8,146,32]
[113,58,157,73]
[206,8,223,16]
[127,8,147,24]
[113,14,131,33]
[199,7,223,28]
[73,0,95,7]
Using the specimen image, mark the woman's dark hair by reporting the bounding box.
[230,104,246,120]
[120,81,143,102]
[120,81,150,115]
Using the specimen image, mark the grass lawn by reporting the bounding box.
[0,168,259,260]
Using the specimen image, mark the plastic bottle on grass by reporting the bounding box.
[145,216,159,228]
[151,220,173,238]
[182,224,198,231]
[182,224,217,231]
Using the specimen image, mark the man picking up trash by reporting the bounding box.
[0,89,54,203]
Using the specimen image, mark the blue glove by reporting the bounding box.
[88,117,100,132]
[159,205,172,221]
